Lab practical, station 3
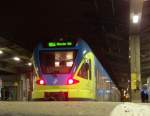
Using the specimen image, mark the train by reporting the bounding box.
[31,38,120,101]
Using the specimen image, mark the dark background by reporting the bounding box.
[0,0,130,89]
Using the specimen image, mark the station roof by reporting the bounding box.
[0,0,149,89]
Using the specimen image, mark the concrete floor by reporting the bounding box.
[0,102,149,116]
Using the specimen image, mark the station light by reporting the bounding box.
[105,80,111,83]
[28,62,32,66]
[0,50,3,54]
[132,15,139,24]
[129,55,131,59]
[13,56,20,61]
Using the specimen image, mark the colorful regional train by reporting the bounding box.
[31,38,120,101]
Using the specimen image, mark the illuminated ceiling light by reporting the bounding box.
[28,62,32,66]
[0,50,3,54]
[106,90,110,93]
[129,55,131,59]
[13,57,20,61]
[132,15,139,24]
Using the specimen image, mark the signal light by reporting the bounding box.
[67,78,79,85]
[36,79,46,85]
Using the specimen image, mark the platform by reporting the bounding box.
[0,102,149,116]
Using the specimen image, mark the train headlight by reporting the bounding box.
[36,79,46,85]
[40,80,44,85]
[67,78,79,85]
[68,79,74,84]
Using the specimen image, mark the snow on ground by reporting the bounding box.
[111,102,150,116]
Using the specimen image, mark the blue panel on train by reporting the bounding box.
[43,74,68,85]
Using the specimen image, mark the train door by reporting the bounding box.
[77,58,92,94]
[88,59,94,98]
[86,58,92,96]
[88,55,95,99]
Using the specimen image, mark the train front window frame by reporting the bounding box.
[39,50,77,74]
[78,59,91,80]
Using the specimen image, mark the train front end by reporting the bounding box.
[32,40,88,100]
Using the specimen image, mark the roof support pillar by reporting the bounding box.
[129,0,144,102]
[129,35,141,89]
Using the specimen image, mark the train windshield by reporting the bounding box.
[39,51,76,74]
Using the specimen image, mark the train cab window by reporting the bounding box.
[39,51,76,74]
[78,59,91,80]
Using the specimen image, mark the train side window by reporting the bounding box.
[78,62,90,79]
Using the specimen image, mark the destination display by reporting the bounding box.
[42,41,76,48]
